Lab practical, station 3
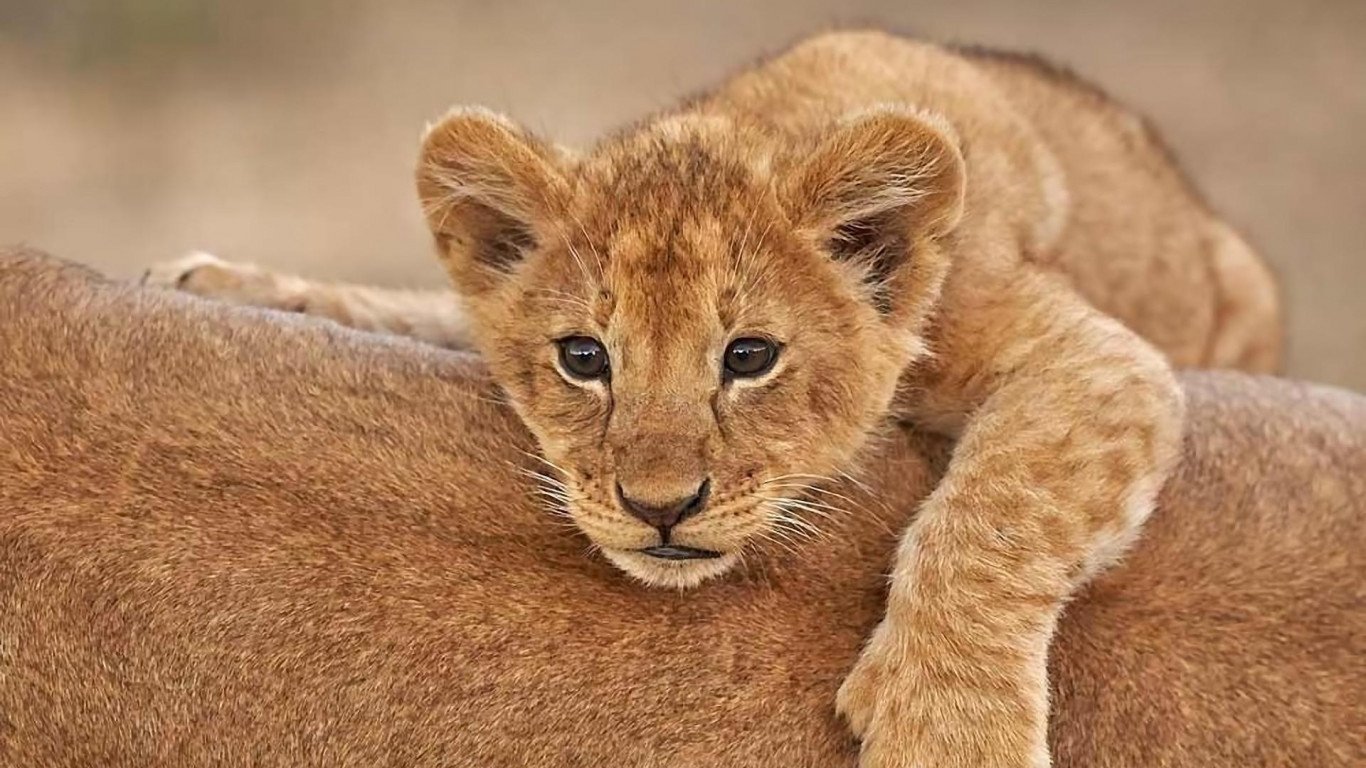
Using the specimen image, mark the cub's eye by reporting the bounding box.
[723,337,779,379]
[557,336,610,380]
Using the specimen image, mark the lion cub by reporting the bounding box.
[147,32,1280,768]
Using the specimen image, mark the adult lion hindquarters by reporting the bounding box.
[0,249,1359,767]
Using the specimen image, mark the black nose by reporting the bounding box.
[617,479,711,532]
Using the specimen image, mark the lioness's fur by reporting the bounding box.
[147,32,1282,766]
[1,251,1358,767]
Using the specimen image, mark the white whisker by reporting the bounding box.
[568,212,607,275]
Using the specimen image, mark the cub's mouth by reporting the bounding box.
[638,545,722,561]
[602,546,742,589]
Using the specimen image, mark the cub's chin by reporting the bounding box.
[602,548,743,590]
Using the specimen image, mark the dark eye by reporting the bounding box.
[723,337,778,379]
[557,336,610,380]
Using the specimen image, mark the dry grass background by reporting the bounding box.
[2,0,1362,388]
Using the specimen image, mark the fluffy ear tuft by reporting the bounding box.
[783,107,965,301]
[417,107,569,294]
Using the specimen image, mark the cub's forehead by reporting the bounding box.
[572,126,769,227]
[525,213,777,338]
[605,216,733,274]
[531,127,814,322]
[554,120,797,282]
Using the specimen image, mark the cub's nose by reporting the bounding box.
[617,479,711,532]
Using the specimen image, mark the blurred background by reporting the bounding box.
[1,0,1362,388]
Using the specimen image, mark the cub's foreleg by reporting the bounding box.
[142,252,473,348]
[838,266,1185,768]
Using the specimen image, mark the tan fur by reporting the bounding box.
[2,250,1359,767]
[144,33,1285,767]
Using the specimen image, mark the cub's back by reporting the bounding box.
[706,31,1281,371]
[962,47,1282,371]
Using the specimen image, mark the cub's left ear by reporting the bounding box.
[782,107,965,284]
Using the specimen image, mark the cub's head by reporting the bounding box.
[417,106,964,587]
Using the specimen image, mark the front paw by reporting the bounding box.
[835,620,886,740]
[837,618,1050,768]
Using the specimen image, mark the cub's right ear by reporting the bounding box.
[417,107,570,295]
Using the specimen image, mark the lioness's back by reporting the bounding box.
[0,253,1356,766]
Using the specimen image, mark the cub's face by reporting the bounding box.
[418,108,964,587]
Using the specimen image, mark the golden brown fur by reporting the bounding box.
[1,250,1358,767]
[143,33,1285,766]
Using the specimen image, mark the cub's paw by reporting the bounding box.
[835,628,884,740]
[141,252,302,310]
[141,251,240,291]
[837,616,1049,768]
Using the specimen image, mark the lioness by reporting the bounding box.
[144,32,1281,768]
[5,252,1358,768]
